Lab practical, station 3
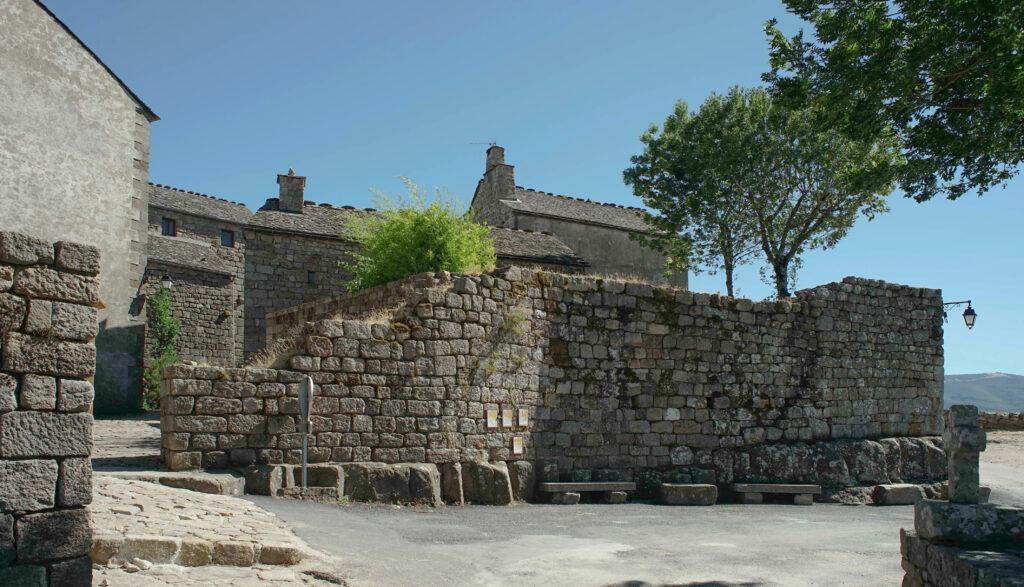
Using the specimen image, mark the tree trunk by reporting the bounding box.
[772,260,790,298]
[724,260,735,298]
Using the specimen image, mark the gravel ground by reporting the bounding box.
[982,430,1024,467]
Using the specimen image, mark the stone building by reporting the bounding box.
[0,0,158,412]
[470,146,685,287]
[144,171,591,369]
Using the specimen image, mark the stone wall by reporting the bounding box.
[0,0,156,413]
[1,231,96,585]
[143,263,238,367]
[243,230,358,359]
[265,272,452,345]
[978,411,1024,431]
[162,268,945,492]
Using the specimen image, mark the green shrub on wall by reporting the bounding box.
[143,287,180,410]
[342,178,497,292]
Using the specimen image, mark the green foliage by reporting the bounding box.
[142,287,180,410]
[500,307,530,335]
[764,1,1024,201]
[342,179,497,292]
[626,87,903,298]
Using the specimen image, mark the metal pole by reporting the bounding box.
[300,375,313,489]
[301,434,308,488]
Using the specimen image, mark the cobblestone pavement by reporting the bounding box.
[89,466,346,585]
[93,413,162,471]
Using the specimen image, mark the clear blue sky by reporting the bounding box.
[47,0,1022,375]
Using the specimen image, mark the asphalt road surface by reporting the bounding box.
[250,497,918,587]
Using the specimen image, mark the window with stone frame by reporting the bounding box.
[307,270,317,285]
[220,229,235,248]
[161,217,176,236]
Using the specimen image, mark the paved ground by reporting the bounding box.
[93,414,162,471]
[248,498,912,587]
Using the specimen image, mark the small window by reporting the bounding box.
[160,217,176,236]
[220,229,235,247]
[307,271,317,285]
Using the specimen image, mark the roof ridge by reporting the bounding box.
[516,185,645,212]
[150,182,251,209]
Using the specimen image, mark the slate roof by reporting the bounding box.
[499,186,650,233]
[489,227,587,267]
[149,184,253,225]
[147,235,234,276]
[251,199,367,238]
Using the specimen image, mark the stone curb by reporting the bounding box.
[95,470,245,496]
[90,533,306,568]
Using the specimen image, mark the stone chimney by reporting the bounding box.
[277,168,306,213]
[485,145,505,172]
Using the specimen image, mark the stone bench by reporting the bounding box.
[731,483,821,505]
[538,482,637,504]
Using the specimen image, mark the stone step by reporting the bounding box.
[96,470,245,496]
[731,483,822,495]
[538,482,637,493]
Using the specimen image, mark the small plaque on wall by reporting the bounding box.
[502,409,514,428]
[512,436,524,455]
[518,408,529,427]
[486,409,498,429]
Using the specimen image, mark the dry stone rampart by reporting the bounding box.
[162,267,946,493]
[1,231,97,585]
[978,411,1024,431]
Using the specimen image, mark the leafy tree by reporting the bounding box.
[764,0,1024,201]
[143,286,180,410]
[627,87,903,298]
[624,97,761,297]
[342,179,497,292]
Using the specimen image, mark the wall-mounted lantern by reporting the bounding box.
[161,274,173,291]
[943,300,977,330]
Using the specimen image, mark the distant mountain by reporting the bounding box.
[945,373,1024,412]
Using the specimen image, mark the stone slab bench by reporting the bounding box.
[731,483,821,505]
[539,482,636,504]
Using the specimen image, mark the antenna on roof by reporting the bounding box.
[470,141,497,147]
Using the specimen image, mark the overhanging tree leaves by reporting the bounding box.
[627,87,904,298]
[764,0,1024,201]
[624,95,762,297]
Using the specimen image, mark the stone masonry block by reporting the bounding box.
[51,302,97,341]
[0,265,12,291]
[0,513,12,565]
[16,508,92,563]
[2,333,96,377]
[0,460,59,512]
[12,267,100,305]
[48,554,93,586]
[54,241,101,275]
[0,293,26,332]
[0,411,92,457]
[58,379,94,412]
[23,299,52,335]
[58,457,93,507]
[0,373,17,413]
[0,232,54,265]
[19,374,56,410]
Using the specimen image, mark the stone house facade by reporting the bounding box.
[0,0,158,413]
[470,146,686,287]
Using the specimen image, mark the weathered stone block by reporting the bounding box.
[509,460,535,502]
[228,414,266,434]
[58,379,93,412]
[872,483,925,506]
[0,411,91,457]
[118,535,179,563]
[48,554,92,586]
[659,483,717,506]
[605,491,628,504]
[243,465,283,496]
[461,461,514,505]
[213,541,256,566]
[58,458,93,506]
[0,265,11,292]
[307,464,345,491]
[343,462,411,503]
[16,509,91,563]
[50,302,97,341]
[0,565,46,586]
[550,492,581,505]
[178,539,213,566]
[915,500,1024,544]
[0,513,13,565]
[19,374,56,410]
[259,542,303,566]
[172,416,227,434]
[0,373,16,413]
[23,300,51,335]
[2,333,95,377]
[195,397,242,415]
[166,451,202,471]
[54,241,100,275]
[406,463,442,507]
[12,267,99,305]
[0,460,58,512]
[441,463,464,504]
[0,293,26,332]
[0,232,53,265]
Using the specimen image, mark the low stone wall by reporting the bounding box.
[264,272,451,345]
[163,267,946,493]
[978,411,1024,431]
[1,231,97,585]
